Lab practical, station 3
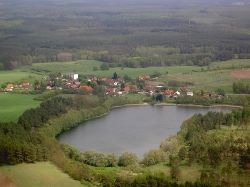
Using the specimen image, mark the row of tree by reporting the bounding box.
[233,82,250,94]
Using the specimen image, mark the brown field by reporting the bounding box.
[229,69,250,79]
[0,172,17,187]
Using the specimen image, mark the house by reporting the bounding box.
[175,91,180,95]
[143,85,154,92]
[106,87,116,93]
[66,73,78,80]
[66,80,72,85]
[100,77,107,82]
[79,86,93,93]
[174,91,180,98]
[6,83,14,91]
[187,92,194,96]
[71,84,78,89]
[35,84,41,90]
[131,85,138,90]
[144,75,150,80]
[123,85,130,91]
[46,85,52,90]
[22,82,30,89]
[165,89,174,95]
[137,76,143,80]
[182,88,188,92]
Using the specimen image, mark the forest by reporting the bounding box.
[0,0,250,70]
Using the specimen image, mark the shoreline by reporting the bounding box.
[124,103,243,109]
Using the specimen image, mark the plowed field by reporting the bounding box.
[229,69,250,79]
[0,172,17,187]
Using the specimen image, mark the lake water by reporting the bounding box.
[57,105,233,158]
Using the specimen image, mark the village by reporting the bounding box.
[2,72,225,101]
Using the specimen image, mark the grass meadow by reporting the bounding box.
[156,69,238,93]
[0,93,41,122]
[209,59,250,69]
[0,70,41,86]
[0,162,85,187]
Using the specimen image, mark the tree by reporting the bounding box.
[169,155,181,180]
[121,83,125,90]
[154,70,160,77]
[107,153,118,167]
[113,72,118,79]
[156,94,163,102]
[123,75,130,82]
[142,149,167,166]
[1,83,7,90]
[118,151,138,167]
[217,88,225,95]
[100,63,109,71]
[90,80,98,88]
[93,67,98,71]
[178,147,187,160]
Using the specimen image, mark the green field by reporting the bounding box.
[0,162,85,187]
[0,70,41,86]
[0,93,41,122]
[15,61,203,78]
[156,69,238,93]
[209,59,250,69]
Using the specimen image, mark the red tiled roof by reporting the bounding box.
[131,85,137,89]
[22,82,29,86]
[124,86,130,91]
[165,90,174,95]
[182,87,188,92]
[143,85,153,91]
[106,87,115,92]
[7,84,13,88]
[79,86,93,92]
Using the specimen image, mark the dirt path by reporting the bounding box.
[0,172,17,187]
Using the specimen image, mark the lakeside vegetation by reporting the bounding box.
[1,0,250,186]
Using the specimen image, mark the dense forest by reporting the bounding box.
[1,0,250,69]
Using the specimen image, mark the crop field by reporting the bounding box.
[0,162,85,187]
[0,93,41,122]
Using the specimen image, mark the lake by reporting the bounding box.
[57,105,233,158]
